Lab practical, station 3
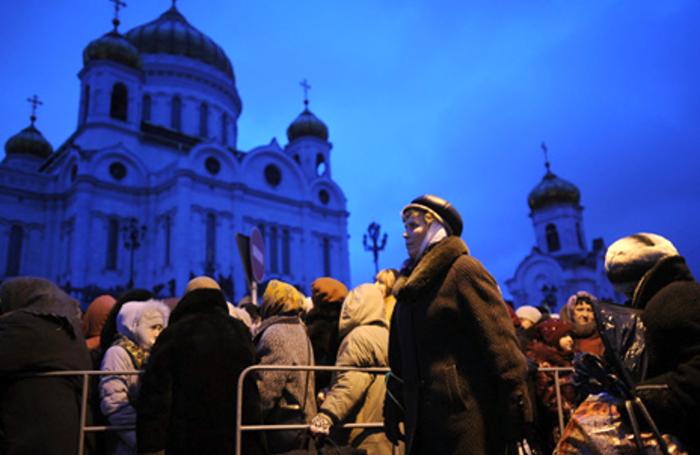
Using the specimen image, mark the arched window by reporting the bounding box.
[205,213,216,266]
[546,224,561,252]
[81,84,90,124]
[106,219,119,270]
[199,103,209,138]
[5,225,23,276]
[221,113,228,145]
[142,95,152,122]
[171,96,182,131]
[323,237,331,276]
[110,83,128,121]
[282,229,290,275]
[269,226,278,274]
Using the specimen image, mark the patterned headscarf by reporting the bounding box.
[261,279,305,320]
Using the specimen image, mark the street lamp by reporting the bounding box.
[363,222,387,277]
[122,217,146,289]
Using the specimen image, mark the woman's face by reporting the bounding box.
[403,212,429,260]
[136,314,165,351]
[573,302,594,325]
[559,334,574,352]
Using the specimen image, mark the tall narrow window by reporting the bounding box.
[106,219,119,270]
[171,96,182,131]
[142,95,152,122]
[206,213,216,266]
[546,224,561,253]
[164,215,171,266]
[5,225,23,276]
[221,113,228,145]
[110,83,128,121]
[269,226,278,274]
[199,103,209,138]
[576,223,585,249]
[323,237,331,276]
[81,84,90,124]
[282,229,290,275]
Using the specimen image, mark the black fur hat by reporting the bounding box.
[402,194,463,237]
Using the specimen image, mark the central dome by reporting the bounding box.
[125,6,234,80]
[528,169,580,210]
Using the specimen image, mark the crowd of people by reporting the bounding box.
[1,195,699,455]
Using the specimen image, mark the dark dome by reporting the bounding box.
[83,30,143,70]
[287,107,329,142]
[125,6,234,80]
[5,124,53,159]
[528,170,580,210]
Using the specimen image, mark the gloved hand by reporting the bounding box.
[309,412,333,435]
[383,395,405,445]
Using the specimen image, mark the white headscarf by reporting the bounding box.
[416,220,448,261]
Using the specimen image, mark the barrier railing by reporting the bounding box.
[25,365,576,455]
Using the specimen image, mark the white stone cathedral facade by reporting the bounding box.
[0,5,350,302]
[506,161,624,312]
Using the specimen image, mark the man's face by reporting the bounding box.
[573,302,594,325]
[403,212,429,260]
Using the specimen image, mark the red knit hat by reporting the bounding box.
[536,319,574,348]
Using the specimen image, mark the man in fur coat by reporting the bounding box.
[605,233,700,454]
[383,195,531,455]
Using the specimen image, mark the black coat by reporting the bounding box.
[632,256,700,453]
[0,277,92,455]
[136,288,267,455]
[387,237,530,455]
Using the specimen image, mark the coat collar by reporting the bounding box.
[394,236,469,303]
[632,255,694,309]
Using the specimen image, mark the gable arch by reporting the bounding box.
[240,148,307,199]
[186,142,240,180]
[90,144,149,186]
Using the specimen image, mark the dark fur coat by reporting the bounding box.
[632,256,700,454]
[136,288,266,455]
[387,236,531,455]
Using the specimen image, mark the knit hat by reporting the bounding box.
[311,277,348,307]
[402,194,463,237]
[184,276,220,295]
[536,319,574,348]
[515,305,542,325]
[605,233,678,295]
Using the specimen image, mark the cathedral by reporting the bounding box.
[0,4,350,302]
[506,152,624,312]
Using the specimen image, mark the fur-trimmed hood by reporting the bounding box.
[394,236,469,303]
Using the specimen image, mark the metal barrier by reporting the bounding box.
[22,365,575,455]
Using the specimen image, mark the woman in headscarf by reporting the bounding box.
[81,294,117,368]
[100,300,169,455]
[0,277,92,455]
[254,279,316,454]
[559,291,604,357]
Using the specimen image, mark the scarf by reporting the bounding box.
[113,334,149,370]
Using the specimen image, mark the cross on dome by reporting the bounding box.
[27,94,43,125]
[109,0,127,31]
[300,79,311,106]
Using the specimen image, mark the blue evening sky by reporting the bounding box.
[1,0,699,298]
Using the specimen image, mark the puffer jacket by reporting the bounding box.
[320,283,392,455]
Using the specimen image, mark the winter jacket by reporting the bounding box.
[255,313,316,453]
[0,277,92,455]
[320,284,392,455]
[136,288,266,455]
[387,236,531,455]
[631,255,700,454]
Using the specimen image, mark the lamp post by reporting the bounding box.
[122,217,146,289]
[363,222,387,277]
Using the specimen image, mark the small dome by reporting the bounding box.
[83,30,143,71]
[125,6,234,80]
[287,107,329,142]
[5,124,53,159]
[528,169,580,210]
